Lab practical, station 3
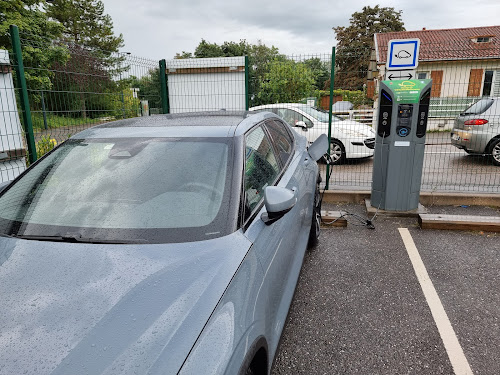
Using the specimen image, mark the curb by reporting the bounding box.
[322,190,500,208]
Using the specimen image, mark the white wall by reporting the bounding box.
[165,57,246,113]
[416,60,500,97]
[0,49,26,183]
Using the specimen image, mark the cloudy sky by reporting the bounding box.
[103,0,499,60]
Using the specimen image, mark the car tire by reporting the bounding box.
[308,175,322,248]
[489,138,500,166]
[329,139,346,165]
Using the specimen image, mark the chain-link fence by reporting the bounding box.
[6,26,162,168]
[2,25,500,193]
[0,48,26,182]
[339,36,500,193]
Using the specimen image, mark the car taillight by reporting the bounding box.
[464,119,488,125]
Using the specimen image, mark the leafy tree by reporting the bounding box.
[47,0,125,117]
[47,0,124,58]
[0,0,68,102]
[174,51,193,59]
[257,60,315,104]
[125,68,162,112]
[333,5,405,89]
[304,57,330,90]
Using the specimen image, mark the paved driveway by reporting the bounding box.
[272,203,500,374]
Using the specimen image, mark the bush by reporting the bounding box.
[36,136,57,158]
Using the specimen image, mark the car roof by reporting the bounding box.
[251,103,308,109]
[72,111,278,139]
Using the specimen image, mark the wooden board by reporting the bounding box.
[418,214,500,232]
[321,211,347,227]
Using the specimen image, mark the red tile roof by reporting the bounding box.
[375,26,500,63]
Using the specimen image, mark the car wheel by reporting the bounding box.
[489,138,500,166]
[308,176,321,248]
[329,139,346,165]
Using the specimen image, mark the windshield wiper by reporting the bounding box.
[10,233,147,244]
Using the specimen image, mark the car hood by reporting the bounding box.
[0,232,251,375]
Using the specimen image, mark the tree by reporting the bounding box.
[257,60,315,104]
[304,57,330,90]
[47,0,125,117]
[0,0,68,101]
[125,68,162,112]
[47,0,124,57]
[333,5,405,89]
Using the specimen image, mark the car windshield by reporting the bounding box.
[462,99,494,115]
[0,137,234,244]
[298,106,344,123]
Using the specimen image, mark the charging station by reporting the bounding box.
[371,79,432,211]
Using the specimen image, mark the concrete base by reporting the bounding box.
[322,191,500,208]
[365,198,428,218]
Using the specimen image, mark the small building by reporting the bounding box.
[0,50,26,182]
[165,57,246,113]
[369,26,500,128]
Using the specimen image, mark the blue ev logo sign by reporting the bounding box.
[387,39,420,70]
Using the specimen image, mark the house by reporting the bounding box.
[369,26,500,127]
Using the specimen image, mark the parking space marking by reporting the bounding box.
[398,228,474,375]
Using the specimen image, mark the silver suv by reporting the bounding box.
[451,97,500,166]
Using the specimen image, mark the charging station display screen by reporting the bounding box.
[396,104,413,137]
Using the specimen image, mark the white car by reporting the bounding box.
[250,103,375,164]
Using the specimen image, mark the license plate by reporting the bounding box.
[451,134,460,141]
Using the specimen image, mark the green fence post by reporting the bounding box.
[326,46,336,190]
[159,59,169,114]
[10,25,37,163]
[244,55,249,110]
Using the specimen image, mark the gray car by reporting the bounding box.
[451,97,500,165]
[0,111,328,375]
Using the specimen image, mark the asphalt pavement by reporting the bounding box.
[272,203,500,375]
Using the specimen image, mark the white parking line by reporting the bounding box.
[398,228,474,375]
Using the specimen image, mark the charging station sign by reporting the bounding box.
[387,39,420,70]
[384,79,431,103]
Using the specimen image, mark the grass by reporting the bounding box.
[31,113,105,130]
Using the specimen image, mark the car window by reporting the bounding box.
[276,108,313,128]
[264,120,294,166]
[300,106,345,122]
[244,126,280,218]
[0,137,234,244]
[462,99,494,115]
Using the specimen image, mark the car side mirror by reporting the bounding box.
[261,186,297,225]
[296,121,308,130]
[308,134,329,161]
[0,180,11,194]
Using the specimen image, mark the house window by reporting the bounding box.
[417,72,428,79]
[476,37,491,43]
[482,70,494,96]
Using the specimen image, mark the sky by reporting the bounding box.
[103,0,500,61]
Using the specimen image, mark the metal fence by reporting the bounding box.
[2,25,500,194]
[4,25,162,172]
[330,39,500,193]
